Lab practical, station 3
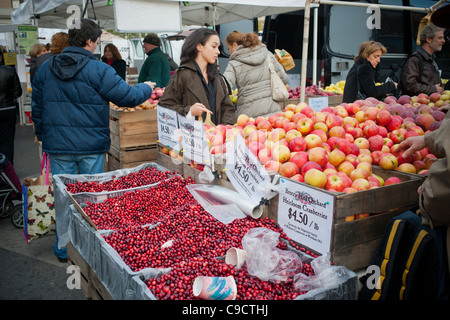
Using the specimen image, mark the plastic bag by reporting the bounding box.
[241,227,303,282]
[293,252,354,292]
[198,165,215,184]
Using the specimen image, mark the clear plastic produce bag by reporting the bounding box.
[241,227,303,282]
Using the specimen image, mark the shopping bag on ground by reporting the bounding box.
[22,152,55,243]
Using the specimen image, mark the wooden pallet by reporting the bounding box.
[66,242,112,300]
[107,145,158,171]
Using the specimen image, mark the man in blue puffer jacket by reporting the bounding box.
[31,19,154,262]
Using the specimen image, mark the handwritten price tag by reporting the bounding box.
[225,134,271,204]
[157,105,180,150]
[277,177,334,255]
[178,114,211,166]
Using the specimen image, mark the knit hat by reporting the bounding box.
[143,33,161,46]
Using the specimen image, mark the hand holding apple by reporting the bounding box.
[397,136,427,159]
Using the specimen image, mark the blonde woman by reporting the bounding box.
[223,31,288,118]
[343,41,397,103]
[29,43,48,83]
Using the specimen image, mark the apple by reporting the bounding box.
[389,129,406,144]
[288,136,307,152]
[248,141,264,156]
[325,174,346,192]
[379,153,398,170]
[161,147,170,155]
[301,161,323,176]
[386,116,403,132]
[325,114,343,129]
[368,135,384,152]
[236,114,250,127]
[272,144,291,163]
[280,161,300,178]
[385,176,402,185]
[300,106,315,118]
[338,160,355,177]
[297,118,315,135]
[248,129,267,144]
[304,169,327,188]
[258,148,272,165]
[283,121,297,133]
[290,174,305,182]
[356,161,372,176]
[270,128,286,142]
[265,160,281,173]
[242,125,257,139]
[354,137,370,150]
[396,163,417,174]
[292,112,307,124]
[311,129,328,143]
[415,113,436,131]
[368,175,381,188]
[357,153,373,164]
[351,178,370,191]
[291,151,309,171]
[363,123,380,137]
[308,147,329,168]
[285,129,302,144]
[328,126,346,138]
[371,150,384,165]
[273,117,289,129]
[328,149,346,167]
[349,167,369,181]
[313,122,329,134]
[304,133,323,150]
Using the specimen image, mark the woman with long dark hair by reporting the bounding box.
[158,28,236,125]
[101,43,126,80]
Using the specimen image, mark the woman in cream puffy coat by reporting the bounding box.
[223,31,289,118]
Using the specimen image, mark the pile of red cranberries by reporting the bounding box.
[65,166,176,194]
[77,169,320,300]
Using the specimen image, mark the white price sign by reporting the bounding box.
[178,114,211,166]
[277,177,334,255]
[225,134,271,204]
[308,96,329,112]
[157,105,180,150]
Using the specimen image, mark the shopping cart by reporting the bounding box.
[0,153,23,228]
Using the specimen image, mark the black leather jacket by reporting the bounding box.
[0,65,22,110]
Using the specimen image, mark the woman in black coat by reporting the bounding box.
[101,43,127,80]
[343,41,397,103]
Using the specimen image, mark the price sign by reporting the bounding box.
[225,134,271,203]
[308,96,329,112]
[178,114,211,166]
[277,178,334,255]
[157,105,180,150]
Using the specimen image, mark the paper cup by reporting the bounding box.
[193,276,237,300]
[225,247,247,269]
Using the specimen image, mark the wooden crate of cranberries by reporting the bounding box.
[266,166,424,271]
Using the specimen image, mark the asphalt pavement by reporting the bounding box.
[0,124,85,300]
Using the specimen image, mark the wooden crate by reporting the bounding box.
[107,145,158,171]
[264,166,424,271]
[109,108,158,150]
[67,242,112,300]
[155,143,184,175]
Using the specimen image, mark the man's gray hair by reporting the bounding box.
[420,23,445,45]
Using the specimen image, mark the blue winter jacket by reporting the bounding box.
[31,46,152,155]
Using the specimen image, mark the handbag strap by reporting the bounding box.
[266,54,275,73]
[40,152,50,186]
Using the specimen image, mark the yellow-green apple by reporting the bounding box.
[352,178,370,191]
[359,148,371,156]
[354,137,370,150]
[385,176,402,185]
[304,169,327,189]
[379,153,398,170]
[389,129,405,144]
[265,160,281,173]
[284,104,297,112]
[284,110,295,121]
[328,149,346,167]
[288,136,307,152]
[285,129,301,144]
[368,135,384,152]
[311,128,328,142]
[291,151,309,171]
[236,114,250,127]
[349,168,369,181]
[338,160,355,177]
[258,148,272,165]
[396,163,416,174]
[354,110,366,123]
[371,173,385,186]
[297,118,314,135]
[304,133,323,149]
[272,144,291,163]
[325,173,346,192]
[308,147,329,168]
[280,161,300,178]
[383,137,394,149]
[301,161,323,176]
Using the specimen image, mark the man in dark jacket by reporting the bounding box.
[0,48,22,165]
[401,23,445,96]
[138,33,171,87]
[32,19,154,261]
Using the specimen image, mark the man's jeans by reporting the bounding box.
[48,153,104,259]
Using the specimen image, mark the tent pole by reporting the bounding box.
[300,0,311,103]
[312,6,318,85]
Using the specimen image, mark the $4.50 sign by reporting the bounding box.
[277,178,334,255]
